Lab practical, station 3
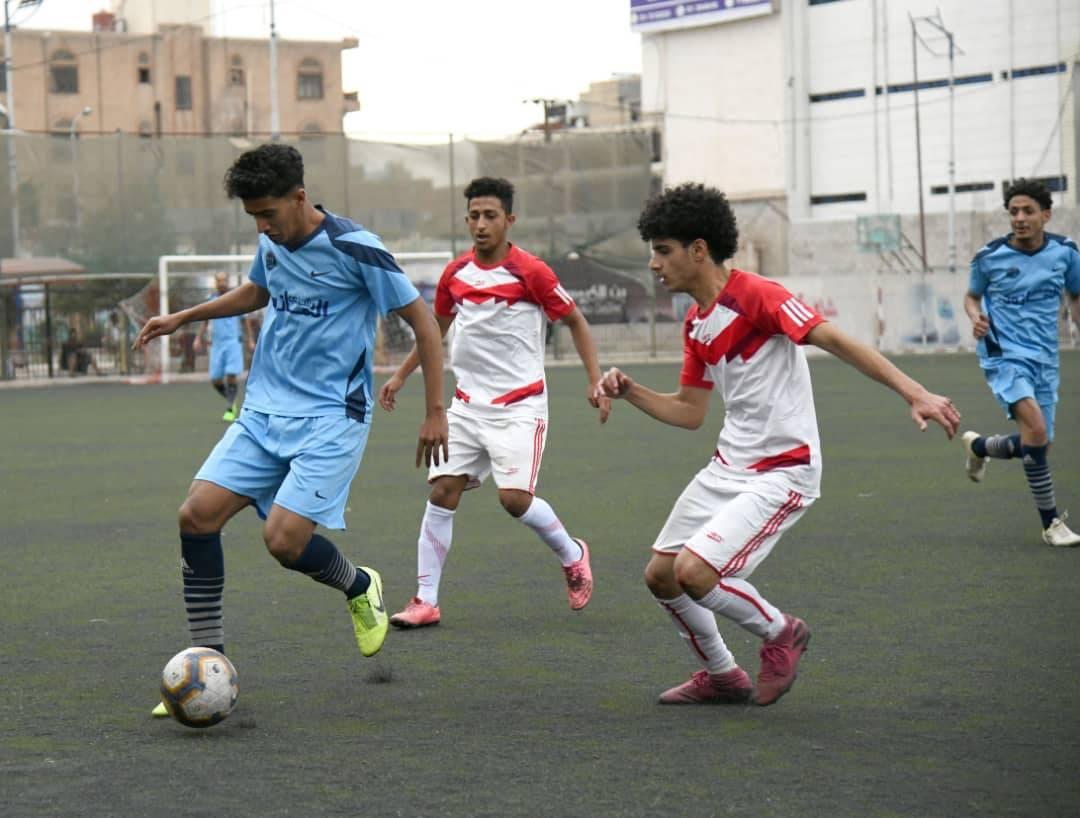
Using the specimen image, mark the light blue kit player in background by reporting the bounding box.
[962,177,1080,547]
[135,144,449,716]
[195,271,249,422]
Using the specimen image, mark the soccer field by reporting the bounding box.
[2,353,1079,818]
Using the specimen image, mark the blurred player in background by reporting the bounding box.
[194,272,250,421]
[596,183,959,706]
[379,176,610,628]
[962,177,1080,547]
[135,144,448,716]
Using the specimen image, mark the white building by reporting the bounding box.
[638,0,1078,224]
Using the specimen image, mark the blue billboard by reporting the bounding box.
[630,0,774,33]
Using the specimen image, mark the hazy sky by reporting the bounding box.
[16,0,644,140]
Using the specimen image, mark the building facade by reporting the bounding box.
[637,0,1079,272]
[0,10,358,136]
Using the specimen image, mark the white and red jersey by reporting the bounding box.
[435,244,575,417]
[682,269,826,496]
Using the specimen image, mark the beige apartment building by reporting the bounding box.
[0,10,358,136]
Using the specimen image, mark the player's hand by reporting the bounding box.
[193,336,204,353]
[416,408,449,468]
[910,391,960,439]
[596,367,634,399]
[587,382,612,423]
[379,374,405,411]
[970,313,990,339]
[133,314,183,350]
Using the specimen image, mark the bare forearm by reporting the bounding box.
[812,324,924,403]
[567,318,603,385]
[183,283,268,326]
[964,292,983,323]
[624,382,704,429]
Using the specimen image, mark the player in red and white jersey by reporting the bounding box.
[380,177,610,628]
[597,183,960,706]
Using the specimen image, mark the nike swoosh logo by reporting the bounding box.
[372,593,385,613]
[309,270,332,278]
[315,490,328,499]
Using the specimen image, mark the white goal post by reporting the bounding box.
[156,252,452,383]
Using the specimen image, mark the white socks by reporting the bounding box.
[697,579,784,640]
[656,593,737,674]
[416,501,455,606]
[518,496,582,566]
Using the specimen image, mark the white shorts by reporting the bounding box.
[652,468,814,579]
[428,410,547,493]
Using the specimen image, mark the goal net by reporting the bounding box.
[125,252,451,382]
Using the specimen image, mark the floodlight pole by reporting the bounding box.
[268,0,280,140]
[909,14,928,274]
[3,0,20,258]
[919,14,957,275]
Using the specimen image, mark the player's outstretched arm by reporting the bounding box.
[806,322,960,438]
[395,298,449,468]
[561,307,611,423]
[133,282,268,350]
[378,313,453,412]
[595,367,711,429]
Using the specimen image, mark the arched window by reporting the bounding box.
[297,58,323,100]
[137,51,151,84]
[229,54,244,86]
[50,49,79,94]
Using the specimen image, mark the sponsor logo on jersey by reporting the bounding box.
[265,251,278,270]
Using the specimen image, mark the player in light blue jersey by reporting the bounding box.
[195,272,249,422]
[135,145,449,717]
[963,178,1080,547]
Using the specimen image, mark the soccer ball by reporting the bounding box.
[160,647,239,728]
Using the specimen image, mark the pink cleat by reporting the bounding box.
[755,613,811,706]
[563,538,593,610]
[389,597,441,629]
[658,667,752,705]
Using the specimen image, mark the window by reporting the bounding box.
[809,88,865,103]
[931,181,995,195]
[297,58,324,100]
[810,192,867,205]
[49,49,79,95]
[229,55,244,87]
[137,51,151,84]
[1003,62,1066,80]
[175,75,192,111]
[1002,175,1068,193]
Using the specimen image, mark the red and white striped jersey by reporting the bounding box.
[435,244,576,416]
[681,268,825,495]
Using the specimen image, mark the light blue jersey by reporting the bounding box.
[969,232,1080,364]
[244,206,419,421]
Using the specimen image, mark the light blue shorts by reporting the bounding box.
[981,357,1059,440]
[209,340,244,380]
[195,409,370,529]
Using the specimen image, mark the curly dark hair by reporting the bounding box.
[637,182,738,263]
[464,176,514,214]
[224,143,305,200]
[1003,177,1052,211]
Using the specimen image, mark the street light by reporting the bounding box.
[69,105,92,231]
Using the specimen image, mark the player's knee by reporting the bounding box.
[178,498,216,535]
[498,489,531,517]
[673,552,713,596]
[429,479,463,510]
[262,527,302,565]
[644,555,678,597]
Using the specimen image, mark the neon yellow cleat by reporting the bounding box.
[222,406,238,422]
[347,567,388,657]
[151,701,169,718]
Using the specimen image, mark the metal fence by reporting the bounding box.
[1,128,660,380]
